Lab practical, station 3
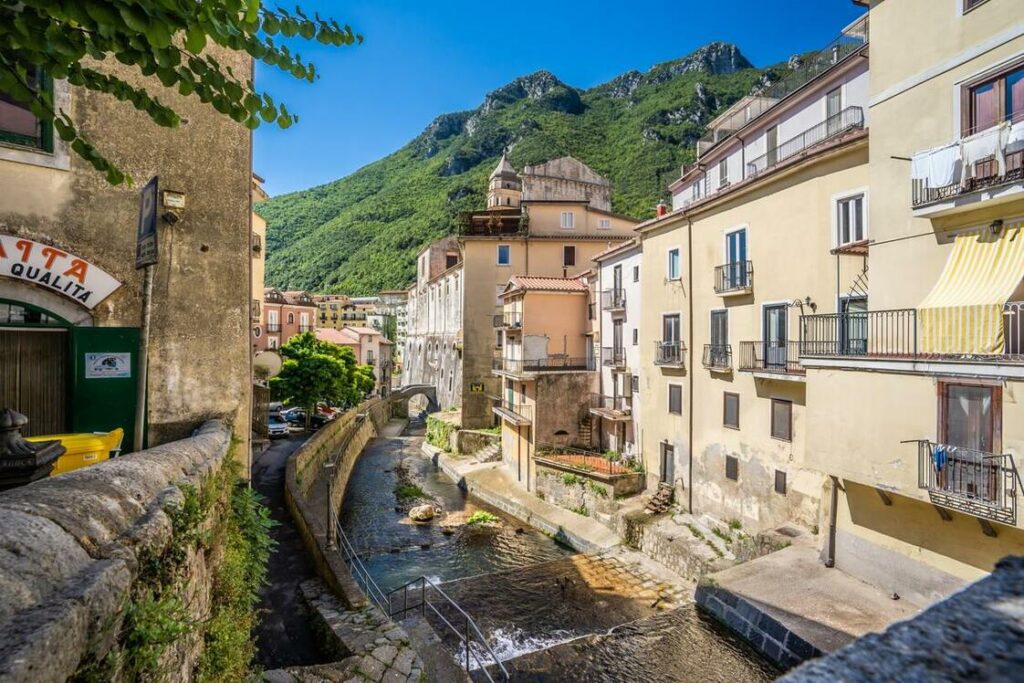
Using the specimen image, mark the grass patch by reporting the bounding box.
[466,511,499,526]
[684,523,705,540]
[425,415,457,451]
[560,473,586,487]
[727,518,742,530]
[570,504,588,516]
[394,483,425,502]
[587,481,608,498]
[711,526,732,543]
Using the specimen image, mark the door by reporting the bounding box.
[763,304,788,369]
[70,327,141,452]
[0,329,68,436]
[613,320,623,363]
[660,443,675,484]
[662,314,680,363]
[940,383,999,502]
[826,87,842,135]
[725,230,747,289]
[766,126,778,166]
[613,264,622,294]
[840,296,868,355]
[710,310,729,367]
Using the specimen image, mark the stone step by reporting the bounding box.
[400,614,471,683]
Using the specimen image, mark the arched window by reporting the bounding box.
[287,312,295,324]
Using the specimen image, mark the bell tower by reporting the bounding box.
[486,153,521,209]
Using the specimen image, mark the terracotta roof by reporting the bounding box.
[345,326,382,336]
[592,238,639,262]
[506,275,588,293]
[315,328,359,346]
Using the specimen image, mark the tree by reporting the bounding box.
[270,332,363,427]
[0,1,361,184]
[353,364,376,397]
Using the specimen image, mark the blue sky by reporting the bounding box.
[254,1,865,196]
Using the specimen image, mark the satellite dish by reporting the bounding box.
[254,350,283,378]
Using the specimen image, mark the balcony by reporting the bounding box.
[602,346,626,369]
[493,399,532,426]
[654,341,686,368]
[494,312,523,329]
[702,344,733,372]
[714,261,753,296]
[589,393,632,421]
[601,288,627,312]
[266,324,281,333]
[913,440,1019,526]
[492,356,595,376]
[746,106,865,178]
[800,306,1024,365]
[298,325,313,332]
[739,341,804,378]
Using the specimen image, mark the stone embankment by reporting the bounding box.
[0,421,233,681]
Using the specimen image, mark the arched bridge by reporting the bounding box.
[390,384,439,413]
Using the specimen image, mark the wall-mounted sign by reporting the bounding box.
[470,383,485,393]
[0,235,122,309]
[85,352,132,379]
[136,176,159,269]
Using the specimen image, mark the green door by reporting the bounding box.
[70,327,141,453]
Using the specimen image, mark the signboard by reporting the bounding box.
[85,352,132,379]
[470,383,485,393]
[0,235,122,309]
[136,176,159,269]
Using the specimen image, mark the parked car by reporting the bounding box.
[282,409,331,429]
[268,417,290,438]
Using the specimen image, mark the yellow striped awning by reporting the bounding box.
[919,225,1024,354]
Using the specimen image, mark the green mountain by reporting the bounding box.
[258,42,785,295]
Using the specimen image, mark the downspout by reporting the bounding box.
[826,475,840,568]
[687,216,695,514]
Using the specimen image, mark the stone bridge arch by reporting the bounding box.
[390,384,439,414]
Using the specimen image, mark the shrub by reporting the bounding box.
[587,481,608,498]
[394,483,425,502]
[425,415,457,451]
[466,511,499,526]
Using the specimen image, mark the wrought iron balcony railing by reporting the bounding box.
[912,440,1020,526]
[714,261,753,294]
[492,356,595,374]
[493,399,533,425]
[589,393,631,416]
[494,312,523,329]
[746,106,865,178]
[702,344,733,371]
[739,341,804,375]
[654,341,686,367]
[602,346,626,368]
[298,325,313,332]
[601,288,627,312]
[266,323,281,333]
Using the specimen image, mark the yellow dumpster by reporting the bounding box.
[26,429,125,476]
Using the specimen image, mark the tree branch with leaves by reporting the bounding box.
[0,1,361,184]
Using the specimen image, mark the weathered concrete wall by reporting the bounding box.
[535,466,618,518]
[454,428,498,456]
[0,421,232,681]
[781,556,1024,682]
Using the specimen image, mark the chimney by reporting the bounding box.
[656,201,668,217]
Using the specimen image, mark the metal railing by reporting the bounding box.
[298,325,313,332]
[535,444,639,475]
[493,399,533,424]
[910,440,1019,526]
[388,576,509,682]
[494,312,522,328]
[800,305,1024,361]
[739,341,804,374]
[602,346,626,367]
[601,288,627,311]
[266,323,281,333]
[493,356,594,374]
[654,341,686,367]
[746,106,864,177]
[702,344,733,370]
[695,14,868,158]
[714,261,753,294]
[590,393,631,415]
[332,516,390,613]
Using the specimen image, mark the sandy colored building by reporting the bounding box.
[256,288,317,351]
[251,175,268,355]
[795,0,1024,605]
[316,325,393,396]
[637,14,870,531]
[0,45,252,457]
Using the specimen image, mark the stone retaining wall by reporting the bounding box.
[455,429,499,456]
[0,421,232,682]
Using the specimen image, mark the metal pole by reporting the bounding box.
[465,618,471,671]
[133,264,154,453]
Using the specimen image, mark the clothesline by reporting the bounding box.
[911,119,1024,189]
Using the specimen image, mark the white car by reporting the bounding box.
[268,417,290,439]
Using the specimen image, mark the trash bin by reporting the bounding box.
[26,428,125,476]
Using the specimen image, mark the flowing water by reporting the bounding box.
[339,423,777,681]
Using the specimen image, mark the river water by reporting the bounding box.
[339,423,777,681]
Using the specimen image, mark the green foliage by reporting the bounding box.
[393,482,425,502]
[466,511,499,526]
[270,332,365,416]
[728,518,743,530]
[570,504,588,516]
[602,449,620,461]
[560,473,585,487]
[259,47,790,294]
[711,526,732,543]
[425,415,457,451]
[587,481,608,498]
[0,1,361,183]
[119,593,193,680]
[684,523,705,541]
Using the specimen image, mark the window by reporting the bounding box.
[766,126,778,167]
[268,337,278,349]
[837,194,865,245]
[724,392,739,429]
[963,0,991,12]
[446,253,459,269]
[962,60,1024,135]
[287,312,295,325]
[662,314,680,343]
[497,244,510,265]
[725,455,739,481]
[771,399,793,441]
[775,470,787,495]
[718,158,729,188]
[560,211,575,229]
[598,218,611,229]
[939,382,999,452]
[495,285,505,306]
[710,310,728,347]
[667,248,681,280]
[632,375,639,393]
[0,66,53,152]
[632,328,638,346]
[668,384,683,414]
[633,265,640,282]
[563,245,576,267]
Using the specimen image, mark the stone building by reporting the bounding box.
[403,155,638,426]
[0,46,253,455]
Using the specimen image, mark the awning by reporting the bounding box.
[919,225,1024,354]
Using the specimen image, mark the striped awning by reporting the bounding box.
[919,225,1024,354]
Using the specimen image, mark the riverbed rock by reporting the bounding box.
[409,505,436,522]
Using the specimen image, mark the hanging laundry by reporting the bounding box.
[911,142,962,187]
[961,124,1006,184]
[1005,118,1024,157]
[932,443,948,473]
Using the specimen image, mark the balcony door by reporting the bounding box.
[613,264,622,293]
[839,296,868,355]
[710,310,728,367]
[939,382,1000,502]
[765,126,778,167]
[725,229,747,289]
[663,314,680,344]
[613,320,624,359]
[826,87,842,135]
[763,304,788,369]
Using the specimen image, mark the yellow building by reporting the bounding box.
[795,0,1024,606]
[637,14,870,532]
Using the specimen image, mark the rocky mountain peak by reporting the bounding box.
[481,70,576,113]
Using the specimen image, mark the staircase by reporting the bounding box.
[578,416,593,446]
[645,482,675,514]
[472,442,502,463]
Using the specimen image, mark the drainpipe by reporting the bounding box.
[687,216,695,514]
[826,475,839,568]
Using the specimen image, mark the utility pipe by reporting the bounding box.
[826,475,840,568]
